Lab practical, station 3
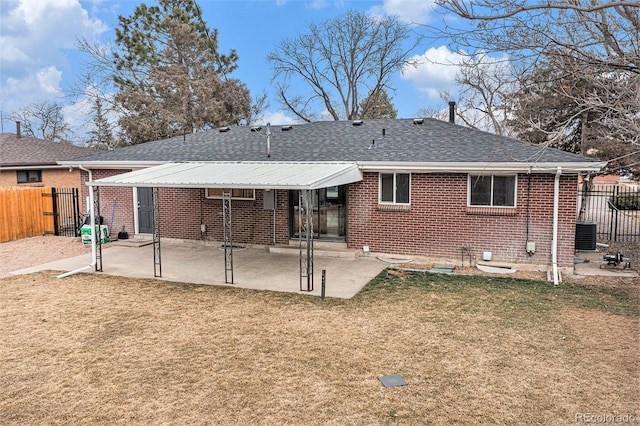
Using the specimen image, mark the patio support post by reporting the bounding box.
[223,190,234,284]
[299,190,314,291]
[153,187,162,277]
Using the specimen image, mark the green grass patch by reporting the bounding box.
[358,269,639,318]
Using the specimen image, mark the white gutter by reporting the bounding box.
[357,161,606,174]
[57,165,97,278]
[57,160,166,169]
[551,166,561,286]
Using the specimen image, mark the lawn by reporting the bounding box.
[1,270,638,425]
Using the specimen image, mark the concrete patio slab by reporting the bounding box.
[10,240,389,299]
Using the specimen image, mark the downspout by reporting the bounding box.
[57,165,96,278]
[551,166,561,286]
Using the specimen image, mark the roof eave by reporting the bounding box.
[57,160,166,169]
[357,161,607,174]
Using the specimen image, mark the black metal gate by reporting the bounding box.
[48,187,81,237]
[578,183,640,243]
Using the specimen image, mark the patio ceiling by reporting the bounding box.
[88,161,363,190]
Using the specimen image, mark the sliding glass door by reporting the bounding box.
[289,186,346,240]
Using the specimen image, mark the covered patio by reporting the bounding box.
[56,161,375,296]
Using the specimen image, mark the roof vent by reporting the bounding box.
[413,118,424,125]
[250,126,262,132]
[352,120,364,126]
[281,125,293,131]
[219,126,231,132]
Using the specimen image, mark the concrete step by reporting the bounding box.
[269,241,360,259]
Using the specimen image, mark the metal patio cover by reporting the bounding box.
[88,161,363,190]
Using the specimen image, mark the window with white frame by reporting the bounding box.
[205,188,255,200]
[468,175,516,207]
[379,173,410,204]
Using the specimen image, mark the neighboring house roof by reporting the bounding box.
[0,133,96,168]
[61,118,606,173]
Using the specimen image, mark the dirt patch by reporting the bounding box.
[0,235,93,278]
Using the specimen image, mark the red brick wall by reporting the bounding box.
[81,169,135,237]
[347,172,577,267]
[157,188,289,245]
[86,168,578,267]
[84,168,290,245]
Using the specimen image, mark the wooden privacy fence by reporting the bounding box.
[0,187,55,242]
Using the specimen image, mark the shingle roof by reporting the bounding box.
[65,118,601,166]
[0,133,97,167]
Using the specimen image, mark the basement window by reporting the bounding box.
[206,188,255,200]
[17,170,42,184]
[468,175,516,207]
[379,173,410,205]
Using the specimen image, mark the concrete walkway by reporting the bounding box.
[11,239,389,299]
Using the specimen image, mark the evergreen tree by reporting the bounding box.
[87,98,116,150]
[359,90,398,119]
[113,0,250,144]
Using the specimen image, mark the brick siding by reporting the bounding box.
[0,168,84,189]
[347,172,577,267]
[87,169,577,267]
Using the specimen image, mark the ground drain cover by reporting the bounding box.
[379,374,407,387]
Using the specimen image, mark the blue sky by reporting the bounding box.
[0,0,470,141]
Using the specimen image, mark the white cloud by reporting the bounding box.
[0,0,107,117]
[36,67,64,95]
[369,0,436,24]
[1,0,107,69]
[401,46,466,98]
[255,110,300,126]
[2,66,65,114]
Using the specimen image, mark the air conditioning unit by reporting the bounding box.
[575,221,597,251]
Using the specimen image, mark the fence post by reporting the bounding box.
[51,187,60,236]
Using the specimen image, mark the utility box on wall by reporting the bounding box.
[263,190,276,210]
[575,221,597,251]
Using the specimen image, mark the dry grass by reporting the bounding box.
[1,270,638,425]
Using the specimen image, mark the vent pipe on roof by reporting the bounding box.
[449,101,456,124]
[266,122,272,158]
[16,121,21,138]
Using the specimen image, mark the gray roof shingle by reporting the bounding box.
[66,118,600,166]
[0,133,97,167]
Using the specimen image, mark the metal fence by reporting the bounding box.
[578,183,640,243]
[49,187,81,237]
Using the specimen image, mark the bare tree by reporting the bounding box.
[433,0,639,168]
[440,53,517,135]
[436,1,639,75]
[268,10,420,122]
[10,102,70,142]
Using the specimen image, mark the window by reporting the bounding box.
[205,188,255,200]
[17,170,42,184]
[468,175,516,207]
[379,173,410,204]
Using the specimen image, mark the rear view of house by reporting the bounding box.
[61,118,605,282]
